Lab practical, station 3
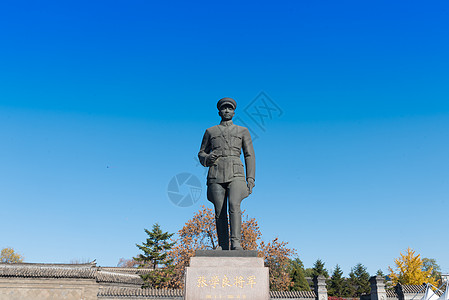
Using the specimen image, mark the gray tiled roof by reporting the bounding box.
[98,287,183,298]
[0,263,143,285]
[400,284,427,294]
[386,289,399,297]
[96,271,143,285]
[270,290,316,298]
[0,263,96,279]
[396,284,446,297]
[98,287,316,298]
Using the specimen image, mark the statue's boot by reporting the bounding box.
[231,243,243,250]
[230,210,243,250]
[216,217,230,250]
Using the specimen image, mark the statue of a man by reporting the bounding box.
[198,97,255,250]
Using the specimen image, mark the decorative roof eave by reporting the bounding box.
[270,290,316,299]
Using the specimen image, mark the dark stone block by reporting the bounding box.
[195,250,258,257]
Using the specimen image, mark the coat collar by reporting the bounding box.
[219,120,234,127]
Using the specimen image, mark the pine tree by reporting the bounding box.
[289,258,311,291]
[348,263,370,297]
[312,259,329,278]
[309,259,329,290]
[304,268,314,278]
[328,264,349,297]
[134,223,175,288]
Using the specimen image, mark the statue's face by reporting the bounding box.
[218,104,235,121]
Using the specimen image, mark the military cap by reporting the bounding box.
[217,97,237,110]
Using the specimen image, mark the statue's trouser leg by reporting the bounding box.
[227,180,248,249]
[207,183,229,250]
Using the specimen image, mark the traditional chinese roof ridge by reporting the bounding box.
[96,271,143,285]
[98,267,154,275]
[270,290,316,298]
[98,287,183,298]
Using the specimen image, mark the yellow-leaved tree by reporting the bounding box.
[388,248,436,286]
[1,247,24,263]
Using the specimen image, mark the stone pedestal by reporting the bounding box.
[184,250,269,300]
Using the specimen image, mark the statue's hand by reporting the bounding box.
[247,178,255,194]
[206,152,219,166]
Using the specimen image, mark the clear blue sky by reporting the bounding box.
[1,0,448,276]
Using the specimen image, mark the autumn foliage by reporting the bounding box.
[1,247,24,263]
[166,206,296,290]
[388,247,437,286]
[260,238,296,290]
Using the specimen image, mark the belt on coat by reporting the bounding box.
[215,149,241,157]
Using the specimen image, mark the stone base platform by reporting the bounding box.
[184,250,269,300]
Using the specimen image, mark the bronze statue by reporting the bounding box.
[198,98,255,250]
